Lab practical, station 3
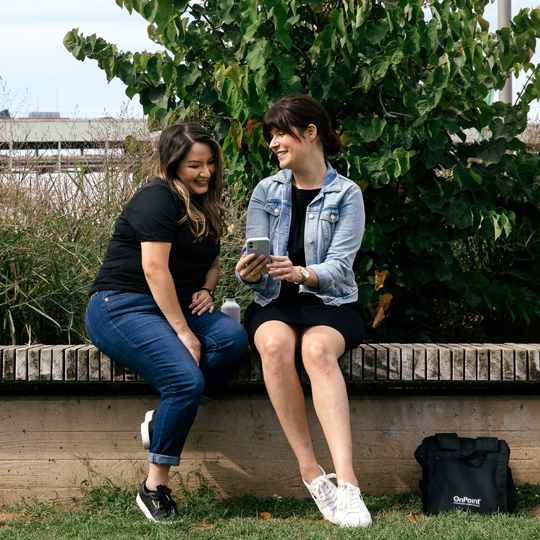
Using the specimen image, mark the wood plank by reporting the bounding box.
[28,347,40,381]
[15,346,29,381]
[380,344,401,381]
[486,345,502,381]
[77,346,90,381]
[456,344,477,381]
[113,359,125,382]
[52,346,68,381]
[64,346,77,381]
[505,344,540,382]
[425,346,439,381]
[370,344,388,381]
[338,350,351,380]
[100,352,112,381]
[410,345,426,381]
[501,345,515,381]
[124,367,137,382]
[88,347,100,382]
[441,344,464,381]
[359,344,375,380]
[1,346,16,381]
[351,346,363,380]
[248,348,263,382]
[395,344,413,381]
[39,347,53,381]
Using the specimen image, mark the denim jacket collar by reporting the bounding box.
[272,162,343,194]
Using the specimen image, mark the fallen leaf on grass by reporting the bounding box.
[193,523,215,531]
[409,511,417,523]
[259,512,272,520]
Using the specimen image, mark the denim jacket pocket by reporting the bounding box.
[264,201,282,217]
[320,207,340,241]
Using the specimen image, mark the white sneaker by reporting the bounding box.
[140,410,155,450]
[335,480,372,528]
[303,465,339,523]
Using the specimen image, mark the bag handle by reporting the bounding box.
[436,433,499,459]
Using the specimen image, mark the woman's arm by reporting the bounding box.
[141,241,201,365]
[235,181,271,289]
[190,255,219,315]
[308,186,365,293]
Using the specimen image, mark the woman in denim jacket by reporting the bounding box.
[236,95,371,528]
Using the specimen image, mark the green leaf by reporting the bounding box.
[477,142,507,166]
[329,9,346,38]
[372,117,387,139]
[147,55,162,83]
[149,85,169,108]
[229,121,243,151]
[246,41,272,71]
[366,19,389,44]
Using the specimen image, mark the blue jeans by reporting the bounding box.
[85,290,248,466]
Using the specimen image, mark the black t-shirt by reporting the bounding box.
[275,185,324,305]
[89,178,220,307]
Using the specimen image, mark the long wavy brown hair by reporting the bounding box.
[154,123,226,243]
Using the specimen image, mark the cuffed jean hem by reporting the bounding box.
[148,452,180,467]
[200,395,211,406]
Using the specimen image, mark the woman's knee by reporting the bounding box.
[256,336,296,377]
[302,339,339,378]
[162,364,205,399]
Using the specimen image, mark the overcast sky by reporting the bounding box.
[1,0,538,118]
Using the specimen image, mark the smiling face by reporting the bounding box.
[268,127,312,171]
[176,142,216,195]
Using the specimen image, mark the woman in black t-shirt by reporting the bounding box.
[85,123,248,522]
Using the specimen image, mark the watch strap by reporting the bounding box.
[200,287,214,300]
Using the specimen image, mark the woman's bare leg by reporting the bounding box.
[300,326,358,486]
[254,321,321,483]
[146,463,170,490]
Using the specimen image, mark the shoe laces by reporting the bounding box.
[338,481,362,512]
[155,485,178,515]
[311,472,337,503]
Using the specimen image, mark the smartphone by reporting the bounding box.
[246,237,270,273]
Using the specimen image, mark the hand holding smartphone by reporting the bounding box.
[246,237,270,274]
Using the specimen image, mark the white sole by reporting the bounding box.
[141,410,154,450]
[136,492,158,522]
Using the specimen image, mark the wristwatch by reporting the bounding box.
[294,266,310,285]
[200,287,214,300]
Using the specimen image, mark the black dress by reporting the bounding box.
[244,185,365,350]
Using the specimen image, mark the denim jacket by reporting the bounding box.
[236,162,365,307]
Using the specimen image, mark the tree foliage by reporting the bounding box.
[65,0,540,341]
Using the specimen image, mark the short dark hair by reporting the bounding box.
[262,94,342,156]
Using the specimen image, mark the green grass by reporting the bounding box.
[1,482,540,539]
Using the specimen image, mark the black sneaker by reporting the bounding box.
[141,410,156,450]
[136,480,180,522]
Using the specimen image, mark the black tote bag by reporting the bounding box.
[414,433,516,515]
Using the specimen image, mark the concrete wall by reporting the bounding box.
[1,393,539,505]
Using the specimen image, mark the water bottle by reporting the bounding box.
[220,292,241,324]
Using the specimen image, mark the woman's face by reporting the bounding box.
[176,142,215,195]
[268,127,313,171]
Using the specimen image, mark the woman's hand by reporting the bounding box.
[267,255,301,282]
[236,253,268,283]
[176,326,201,365]
[190,289,214,316]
